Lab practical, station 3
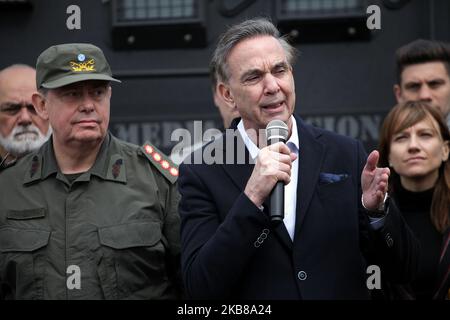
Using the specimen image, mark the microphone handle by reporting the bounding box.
[270,182,284,224]
[267,137,285,225]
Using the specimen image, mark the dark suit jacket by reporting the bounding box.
[178,115,418,299]
[435,228,450,299]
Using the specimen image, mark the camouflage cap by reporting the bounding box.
[36,43,121,89]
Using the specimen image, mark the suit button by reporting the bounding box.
[385,233,394,248]
[254,237,265,248]
[254,229,270,248]
[298,271,307,281]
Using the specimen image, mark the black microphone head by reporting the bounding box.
[266,120,289,144]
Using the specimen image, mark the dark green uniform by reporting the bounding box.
[0,153,16,173]
[0,133,181,299]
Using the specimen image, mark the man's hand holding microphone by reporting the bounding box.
[244,119,391,224]
[244,120,296,224]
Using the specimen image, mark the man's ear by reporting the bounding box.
[217,82,235,108]
[394,84,403,103]
[32,92,49,120]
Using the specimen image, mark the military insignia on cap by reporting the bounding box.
[141,141,178,184]
[70,58,96,72]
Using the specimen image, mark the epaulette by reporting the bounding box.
[140,141,178,184]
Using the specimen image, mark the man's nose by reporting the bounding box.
[79,94,95,112]
[418,86,433,102]
[17,105,33,126]
[263,74,281,95]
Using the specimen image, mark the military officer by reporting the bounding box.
[0,43,182,299]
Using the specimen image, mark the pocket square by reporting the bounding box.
[319,172,349,184]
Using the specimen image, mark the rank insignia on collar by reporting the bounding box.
[30,155,39,178]
[106,155,126,183]
[112,158,123,179]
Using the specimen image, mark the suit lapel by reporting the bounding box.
[273,218,294,250]
[294,116,325,240]
[219,127,255,191]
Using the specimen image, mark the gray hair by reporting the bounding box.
[210,18,297,84]
[38,87,49,97]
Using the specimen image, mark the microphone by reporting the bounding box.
[266,120,289,225]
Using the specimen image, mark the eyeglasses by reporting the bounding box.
[0,103,37,116]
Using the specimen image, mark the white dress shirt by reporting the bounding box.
[238,117,299,241]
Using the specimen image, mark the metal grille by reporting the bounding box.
[116,0,198,21]
[280,0,364,14]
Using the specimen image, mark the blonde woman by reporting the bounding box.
[378,101,450,299]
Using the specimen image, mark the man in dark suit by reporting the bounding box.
[178,18,418,299]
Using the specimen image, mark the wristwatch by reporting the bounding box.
[377,192,389,211]
[362,193,390,217]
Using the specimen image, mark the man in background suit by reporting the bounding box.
[210,63,240,130]
[178,18,418,299]
[170,64,239,165]
[394,39,450,128]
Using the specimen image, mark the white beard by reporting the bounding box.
[0,124,52,157]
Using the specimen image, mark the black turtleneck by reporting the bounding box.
[394,184,442,299]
